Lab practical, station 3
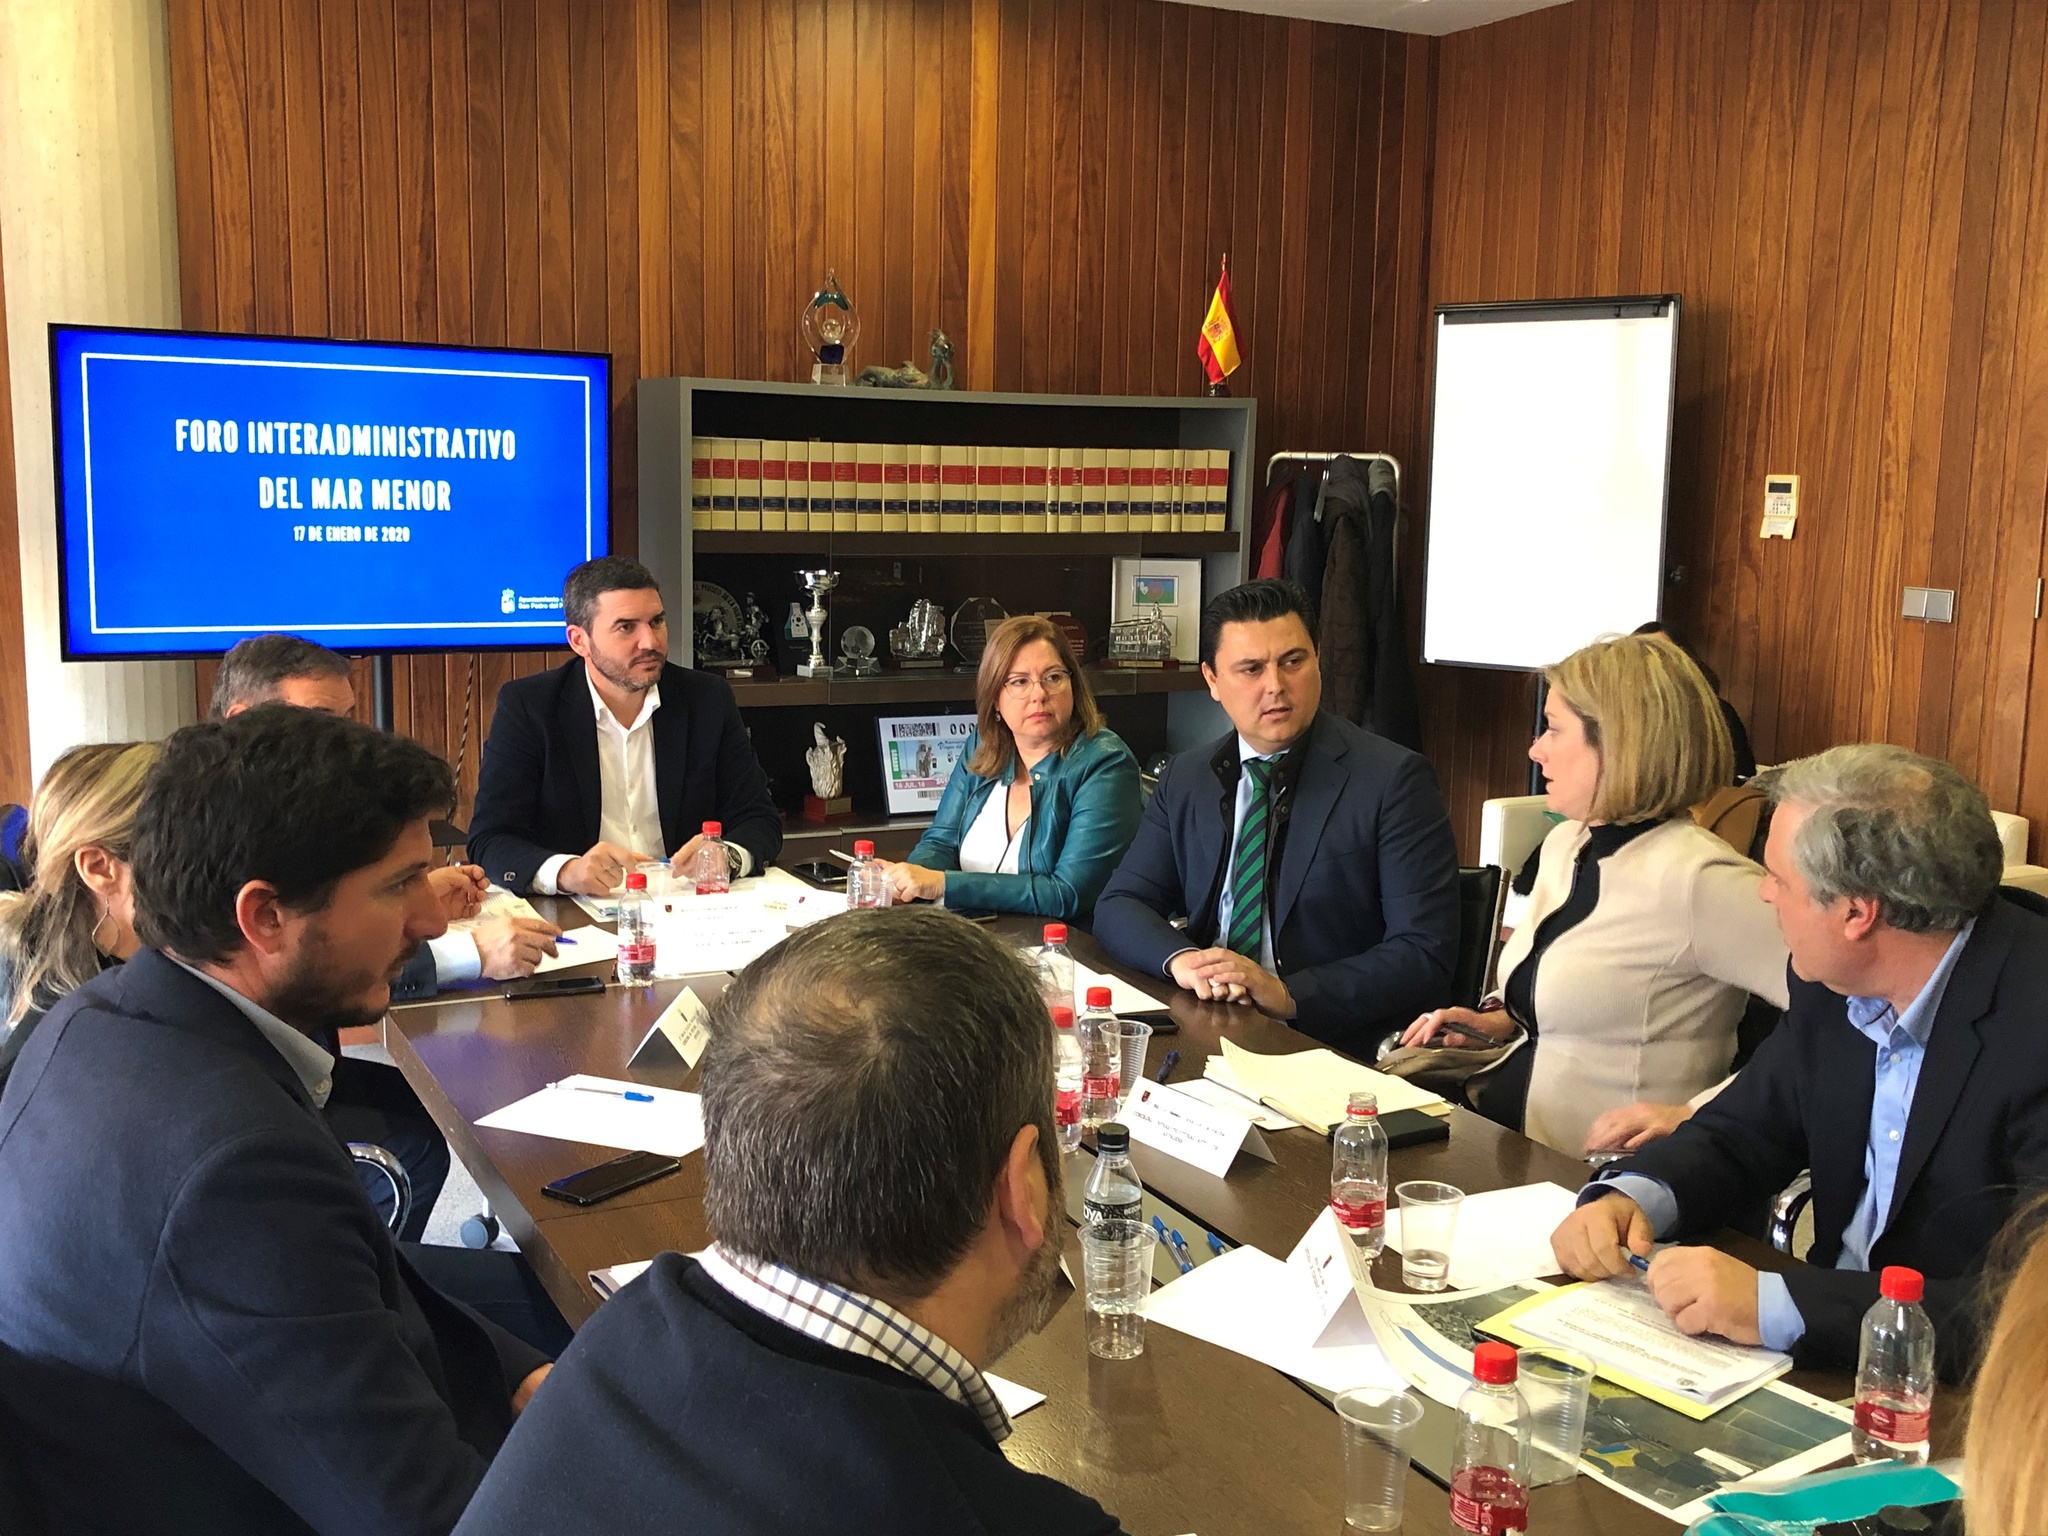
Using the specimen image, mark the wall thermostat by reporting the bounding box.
[1760,475,1798,539]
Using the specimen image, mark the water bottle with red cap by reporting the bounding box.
[688,821,731,895]
[1031,922,1075,1020]
[1852,1265,1935,1464]
[1077,985,1120,1130]
[1051,1005,1084,1154]
[1331,1090,1389,1265]
[1449,1342,1530,1534]
[615,871,656,983]
[845,840,892,909]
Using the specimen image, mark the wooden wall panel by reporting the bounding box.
[1424,0,2048,857]
[166,0,1436,831]
[0,214,32,805]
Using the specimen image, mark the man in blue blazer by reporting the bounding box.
[1093,579,1460,1054]
[1553,745,2048,1378]
[466,557,782,895]
[0,707,557,1535]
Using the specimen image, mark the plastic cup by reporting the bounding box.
[1110,1019,1154,1104]
[1394,1181,1464,1292]
[1080,1219,1157,1360]
[1521,1348,1595,1485]
[634,859,673,896]
[1335,1386,1425,1532]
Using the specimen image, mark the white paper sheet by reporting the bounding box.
[1512,1280,1792,1406]
[1170,1074,1300,1133]
[476,1074,705,1158]
[984,1373,1047,1418]
[1075,963,1172,1016]
[1214,1039,1448,1128]
[1381,1181,1580,1291]
[1142,1245,1409,1395]
[536,925,619,974]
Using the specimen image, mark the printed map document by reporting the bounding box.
[476,1074,705,1159]
[1481,1278,1793,1416]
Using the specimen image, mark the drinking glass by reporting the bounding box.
[1335,1387,1425,1532]
[1521,1348,1595,1485]
[1110,1019,1154,1103]
[1080,1220,1157,1360]
[634,859,674,896]
[1394,1181,1464,1292]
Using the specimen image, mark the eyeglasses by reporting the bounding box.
[1002,669,1073,695]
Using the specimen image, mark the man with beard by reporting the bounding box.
[0,707,562,1535]
[465,556,781,896]
[454,907,1125,1536]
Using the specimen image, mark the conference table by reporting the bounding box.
[386,898,1875,1535]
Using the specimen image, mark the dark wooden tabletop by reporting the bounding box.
[386,895,1878,1535]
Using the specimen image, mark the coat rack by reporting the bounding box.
[1265,451,1404,558]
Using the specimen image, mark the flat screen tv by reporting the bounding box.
[49,324,610,658]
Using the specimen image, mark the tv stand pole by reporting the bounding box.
[370,654,395,732]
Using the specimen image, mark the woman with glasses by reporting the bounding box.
[880,614,1142,918]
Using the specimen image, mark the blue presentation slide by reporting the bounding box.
[51,326,609,657]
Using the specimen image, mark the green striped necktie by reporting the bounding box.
[1225,756,1277,959]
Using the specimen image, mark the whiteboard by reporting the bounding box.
[1421,299,1679,671]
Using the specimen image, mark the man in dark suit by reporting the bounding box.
[1551,745,2048,1377]
[0,707,560,1534]
[209,631,561,1240]
[455,907,1124,1536]
[1092,578,1460,1054]
[466,556,782,895]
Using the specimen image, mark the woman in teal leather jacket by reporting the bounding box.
[880,614,1142,919]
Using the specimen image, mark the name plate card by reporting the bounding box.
[1121,1080,1274,1179]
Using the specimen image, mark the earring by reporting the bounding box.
[90,904,116,954]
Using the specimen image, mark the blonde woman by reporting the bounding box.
[1400,633,1789,1155]
[1965,1204,2048,1532]
[881,614,1141,919]
[0,742,157,1083]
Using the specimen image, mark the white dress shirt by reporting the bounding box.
[534,676,669,895]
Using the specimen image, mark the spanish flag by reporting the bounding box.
[1197,256,1242,386]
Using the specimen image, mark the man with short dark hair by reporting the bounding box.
[466,556,782,895]
[206,633,563,1240]
[1551,744,2048,1377]
[0,706,563,1535]
[1093,578,1460,1053]
[454,907,1124,1536]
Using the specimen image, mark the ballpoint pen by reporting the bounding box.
[1206,1230,1227,1257]
[549,1081,654,1102]
[1151,1216,1195,1274]
[1154,1050,1181,1084]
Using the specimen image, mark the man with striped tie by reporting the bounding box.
[1094,579,1461,1054]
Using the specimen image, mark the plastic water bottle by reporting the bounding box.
[688,821,730,895]
[1331,1090,1389,1264]
[1032,923,1076,1019]
[1078,987,1121,1131]
[1852,1266,1935,1464]
[1083,1123,1144,1226]
[1052,1005,1084,1154]
[845,840,892,909]
[1449,1342,1531,1534]
[615,871,656,983]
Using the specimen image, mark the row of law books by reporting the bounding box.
[688,439,1232,534]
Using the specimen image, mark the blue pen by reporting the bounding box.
[1151,1216,1194,1274]
[1166,1228,1198,1272]
[552,1081,654,1103]
[1154,1049,1181,1084]
[1627,1253,1650,1273]
[1206,1230,1227,1257]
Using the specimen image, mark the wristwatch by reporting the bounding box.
[726,844,745,877]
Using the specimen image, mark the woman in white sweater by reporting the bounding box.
[1399,633,1789,1156]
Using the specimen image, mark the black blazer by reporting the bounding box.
[1618,890,2048,1377]
[466,660,782,892]
[454,1253,1123,1536]
[1091,710,1460,1053]
[0,950,547,1535]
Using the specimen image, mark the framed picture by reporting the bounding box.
[876,713,977,816]
[1111,557,1203,663]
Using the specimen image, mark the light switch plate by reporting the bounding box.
[1902,587,1956,623]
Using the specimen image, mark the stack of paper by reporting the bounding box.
[1210,1040,1449,1129]
[1481,1279,1793,1416]
[1382,1182,1579,1291]
[476,1074,705,1159]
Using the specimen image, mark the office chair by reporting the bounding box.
[1769,1173,1813,1258]
[1451,866,1506,1009]
[347,1143,413,1237]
